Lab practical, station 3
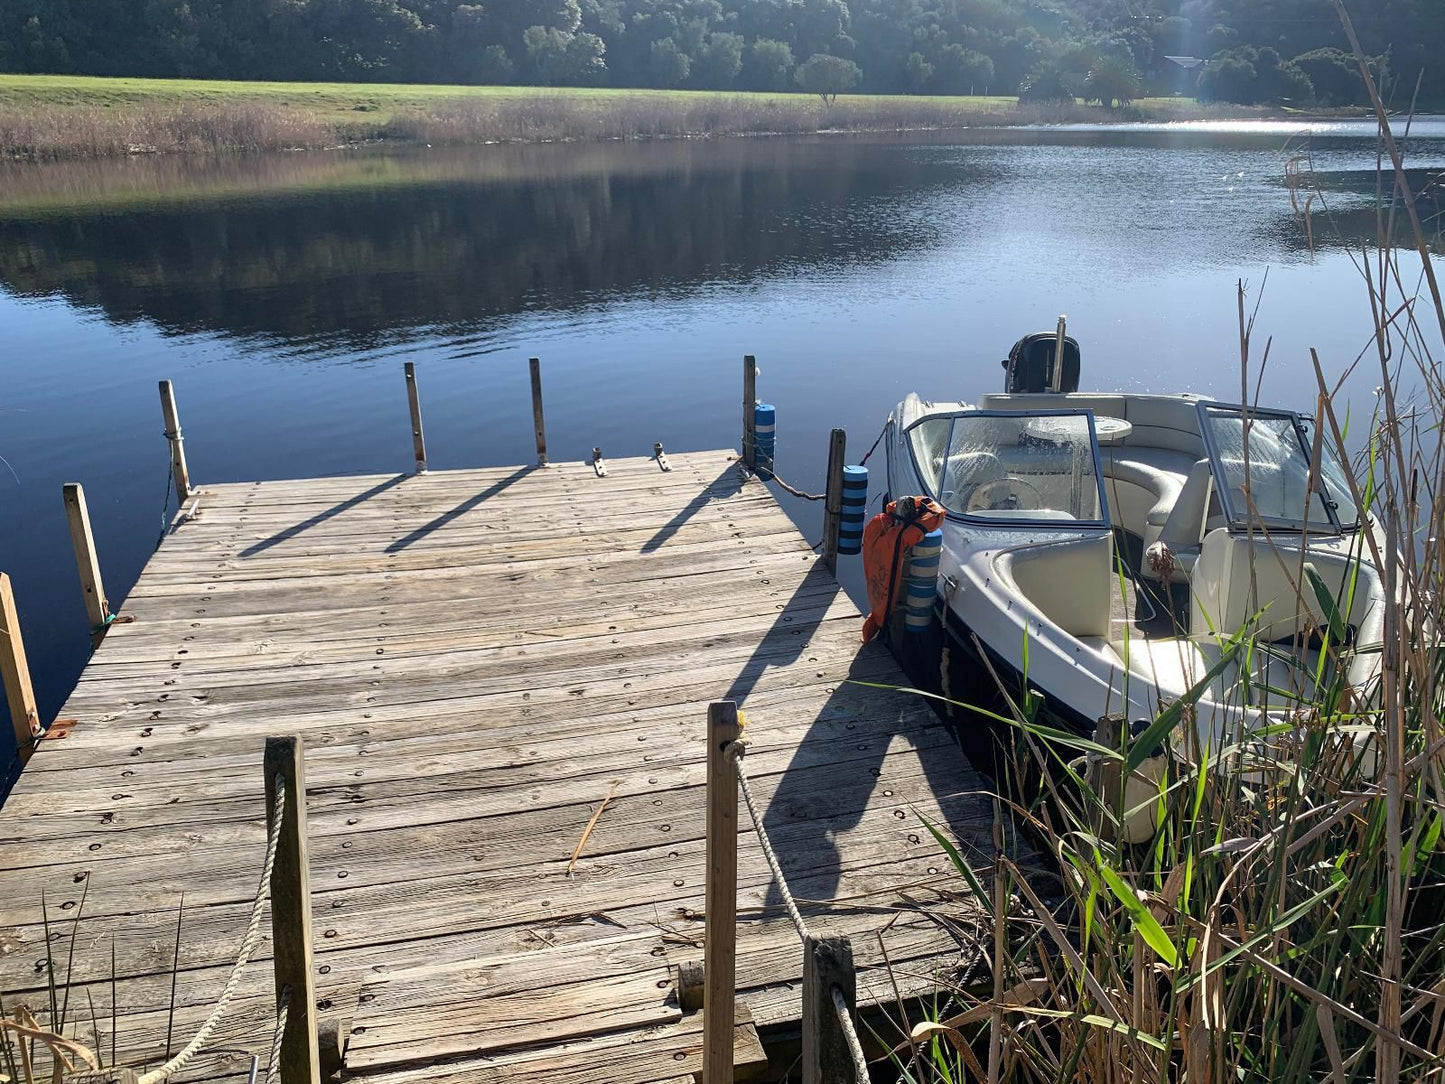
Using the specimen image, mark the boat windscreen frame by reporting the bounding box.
[1195,401,1353,535]
[902,407,1113,531]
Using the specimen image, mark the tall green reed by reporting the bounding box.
[886,8,1445,1081]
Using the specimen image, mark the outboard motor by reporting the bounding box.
[1002,315,1080,394]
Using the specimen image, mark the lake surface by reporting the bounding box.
[3,117,1443,787]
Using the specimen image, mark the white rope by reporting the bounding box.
[830,984,870,1084]
[134,776,287,1084]
[263,987,290,1084]
[726,741,811,944]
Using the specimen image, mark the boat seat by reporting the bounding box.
[1190,530,1386,649]
[1141,459,1213,584]
[1099,455,1186,540]
[1001,533,1113,639]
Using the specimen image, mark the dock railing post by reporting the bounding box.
[63,483,113,648]
[0,573,40,766]
[529,357,548,467]
[821,428,847,574]
[802,934,857,1084]
[742,355,757,471]
[158,380,191,507]
[265,736,323,1084]
[703,701,741,1083]
[404,362,428,474]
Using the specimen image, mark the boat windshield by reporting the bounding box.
[1199,404,1357,533]
[907,410,1109,526]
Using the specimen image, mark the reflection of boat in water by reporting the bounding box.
[880,325,1385,772]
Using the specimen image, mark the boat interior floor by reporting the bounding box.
[1094,532,1335,710]
[1110,530,1184,641]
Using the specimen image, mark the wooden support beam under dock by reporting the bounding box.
[0,449,1002,1084]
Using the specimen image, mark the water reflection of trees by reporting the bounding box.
[0,141,959,350]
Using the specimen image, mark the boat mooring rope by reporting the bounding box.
[263,987,290,1084]
[727,740,811,944]
[769,472,825,502]
[726,740,870,1084]
[131,778,287,1084]
[831,985,870,1084]
[858,420,891,466]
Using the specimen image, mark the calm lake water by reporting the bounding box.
[2,118,1444,785]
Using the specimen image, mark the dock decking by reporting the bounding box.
[1,449,999,1082]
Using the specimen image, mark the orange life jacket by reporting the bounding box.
[861,496,946,642]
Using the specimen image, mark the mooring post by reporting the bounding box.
[158,380,191,507]
[0,573,40,766]
[265,736,323,1084]
[62,483,112,648]
[1095,713,1124,840]
[802,934,858,1084]
[821,428,847,574]
[742,355,757,471]
[404,362,427,474]
[703,701,741,1083]
[529,357,548,467]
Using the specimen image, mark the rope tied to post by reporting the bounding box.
[725,738,811,945]
[830,985,870,1084]
[264,986,291,1084]
[858,419,891,466]
[724,729,871,1084]
[767,472,826,503]
[129,775,288,1084]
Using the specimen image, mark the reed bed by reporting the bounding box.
[889,26,1445,1084]
[0,89,1246,161]
[0,101,338,160]
[377,94,1169,145]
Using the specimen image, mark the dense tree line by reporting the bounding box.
[0,0,1440,105]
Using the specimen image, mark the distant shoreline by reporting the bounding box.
[0,73,1346,162]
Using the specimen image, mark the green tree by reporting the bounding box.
[695,31,744,88]
[1199,53,1258,104]
[1018,64,1073,103]
[744,37,793,90]
[1083,54,1141,108]
[934,44,993,96]
[648,36,691,86]
[1292,47,1366,106]
[794,52,860,104]
[1200,46,1313,106]
[904,51,934,93]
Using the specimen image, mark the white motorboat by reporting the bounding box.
[880,328,1385,760]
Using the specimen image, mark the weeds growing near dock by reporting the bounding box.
[886,25,1445,1084]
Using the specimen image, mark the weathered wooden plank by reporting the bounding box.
[0,450,997,1083]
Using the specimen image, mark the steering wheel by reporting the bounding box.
[965,476,1043,513]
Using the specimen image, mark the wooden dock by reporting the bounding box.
[0,443,1000,1082]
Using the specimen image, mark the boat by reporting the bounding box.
[879,322,1386,791]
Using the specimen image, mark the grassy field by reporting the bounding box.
[0,73,1262,160]
[0,73,1038,122]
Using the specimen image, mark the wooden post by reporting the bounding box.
[158,380,191,506]
[318,1016,352,1080]
[1095,713,1124,841]
[703,701,741,1083]
[742,355,757,470]
[821,428,847,574]
[675,959,705,1012]
[529,357,548,467]
[0,573,40,765]
[63,483,112,647]
[265,737,322,1084]
[802,935,857,1084]
[404,363,427,474]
